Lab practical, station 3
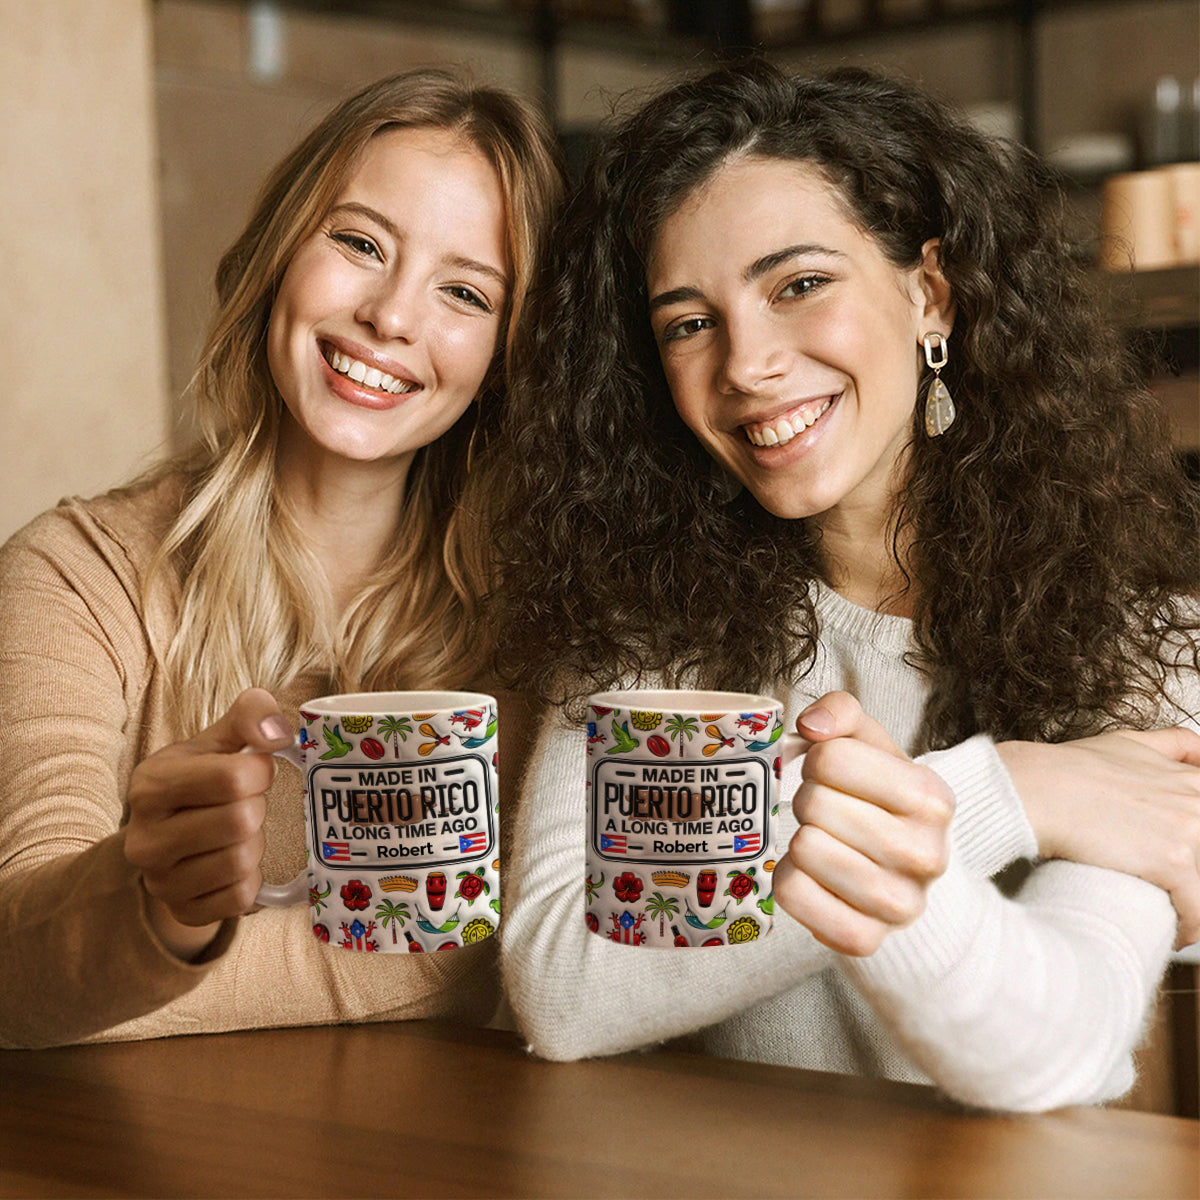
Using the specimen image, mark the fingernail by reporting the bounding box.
[259,715,291,744]
[799,705,834,737]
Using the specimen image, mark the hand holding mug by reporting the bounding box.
[124,687,293,958]
[772,692,955,957]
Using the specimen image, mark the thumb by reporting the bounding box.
[796,691,905,759]
[188,687,294,755]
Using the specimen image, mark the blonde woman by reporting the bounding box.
[0,69,562,1048]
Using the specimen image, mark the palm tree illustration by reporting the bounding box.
[374,899,411,944]
[665,715,699,757]
[645,891,679,938]
[378,716,413,758]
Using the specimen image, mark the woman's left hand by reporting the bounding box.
[998,728,1200,948]
[773,692,955,956]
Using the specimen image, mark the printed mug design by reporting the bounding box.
[293,701,499,953]
[585,701,779,948]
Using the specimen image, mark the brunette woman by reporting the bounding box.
[492,61,1199,1111]
[0,69,562,1047]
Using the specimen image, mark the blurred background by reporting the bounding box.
[1,0,1196,539]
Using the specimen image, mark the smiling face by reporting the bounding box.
[267,124,509,480]
[647,155,951,529]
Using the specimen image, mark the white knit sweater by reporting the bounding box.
[500,582,1192,1112]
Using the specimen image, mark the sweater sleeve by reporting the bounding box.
[500,706,836,1061]
[0,502,234,1047]
[841,852,1174,1111]
[841,673,1200,1113]
[779,728,1174,1109]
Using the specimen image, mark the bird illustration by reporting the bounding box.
[319,724,353,759]
[743,721,784,752]
[452,713,498,749]
[605,719,640,755]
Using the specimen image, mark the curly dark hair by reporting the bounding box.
[488,59,1199,747]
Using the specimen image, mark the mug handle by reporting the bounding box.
[255,742,309,907]
[779,730,806,768]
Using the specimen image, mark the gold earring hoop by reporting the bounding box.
[922,332,956,437]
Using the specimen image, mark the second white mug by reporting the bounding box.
[584,689,801,948]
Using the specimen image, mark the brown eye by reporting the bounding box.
[662,316,714,344]
[778,275,827,300]
[331,232,380,259]
[443,284,492,313]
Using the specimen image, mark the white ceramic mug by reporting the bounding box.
[583,689,801,948]
[258,691,500,953]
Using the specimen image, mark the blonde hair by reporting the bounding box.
[147,69,564,733]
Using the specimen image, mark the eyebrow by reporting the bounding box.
[328,201,510,290]
[648,285,703,313]
[744,243,843,282]
[649,243,844,312]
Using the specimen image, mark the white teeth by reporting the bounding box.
[745,399,832,447]
[327,349,413,395]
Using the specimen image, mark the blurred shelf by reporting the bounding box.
[1107,264,1200,331]
[1098,267,1200,455]
[189,0,1195,146]
[212,0,1194,55]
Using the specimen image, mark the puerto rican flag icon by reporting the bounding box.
[733,834,761,854]
[323,841,351,862]
[458,832,488,854]
[601,834,627,854]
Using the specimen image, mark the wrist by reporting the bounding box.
[995,740,1060,859]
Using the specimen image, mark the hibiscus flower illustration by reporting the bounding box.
[340,879,372,911]
[613,871,644,903]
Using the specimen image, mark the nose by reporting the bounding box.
[717,311,787,396]
[355,272,425,344]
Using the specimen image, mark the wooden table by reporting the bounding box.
[1,1021,1196,1199]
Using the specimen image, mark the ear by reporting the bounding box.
[915,238,955,337]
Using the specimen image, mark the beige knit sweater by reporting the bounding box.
[0,475,519,1048]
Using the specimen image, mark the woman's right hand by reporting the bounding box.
[124,688,294,959]
[997,728,1200,948]
[773,692,955,957]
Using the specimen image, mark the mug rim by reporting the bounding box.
[300,690,496,714]
[588,688,780,712]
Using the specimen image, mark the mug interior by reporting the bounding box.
[301,690,495,715]
[589,688,779,713]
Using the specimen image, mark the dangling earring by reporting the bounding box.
[922,332,955,437]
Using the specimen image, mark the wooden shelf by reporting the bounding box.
[192,0,1194,147]
[1106,265,1200,332]
[1097,266,1200,454]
